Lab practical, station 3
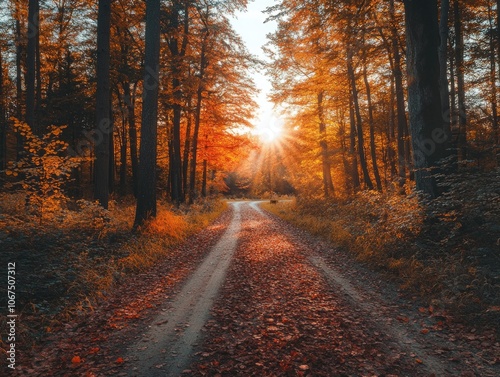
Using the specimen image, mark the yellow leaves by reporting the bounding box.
[6,118,82,224]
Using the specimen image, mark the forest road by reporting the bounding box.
[122,201,498,377]
[123,202,242,377]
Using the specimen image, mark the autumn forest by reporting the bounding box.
[1,0,499,375]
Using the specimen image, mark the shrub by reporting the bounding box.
[4,119,86,224]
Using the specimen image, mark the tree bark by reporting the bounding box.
[454,0,467,162]
[183,96,192,197]
[388,77,398,180]
[0,48,5,174]
[134,0,161,227]
[108,104,115,194]
[347,49,374,190]
[317,91,335,197]
[389,0,408,187]
[119,111,127,196]
[201,158,207,197]
[403,0,448,197]
[362,54,382,191]
[168,0,189,204]
[94,0,112,208]
[188,29,209,204]
[439,0,451,136]
[497,0,500,92]
[489,1,499,164]
[124,82,139,197]
[15,14,22,122]
[26,0,39,133]
[349,98,360,192]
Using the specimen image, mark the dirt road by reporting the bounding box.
[123,202,242,376]
[19,201,499,376]
[116,201,498,377]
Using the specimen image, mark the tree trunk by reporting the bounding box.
[347,49,374,190]
[349,99,360,192]
[389,0,408,187]
[168,1,189,204]
[201,159,207,197]
[454,0,467,162]
[94,0,112,208]
[439,0,451,136]
[497,0,500,92]
[362,55,383,191]
[134,0,161,227]
[388,77,398,180]
[108,107,115,195]
[14,10,23,160]
[183,96,192,197]
[35,16,41,130]
[26,0,39,133]
[15,16,22,121]
[403,0,448,198]
[0,48,5,174]
[339,117,352,192]
[119,114,127,196]
[317,91,335,197]
[123,82,139,197]
[489,1,499,164]
[189,30,209,204]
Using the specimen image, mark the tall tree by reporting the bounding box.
[454,0,467,162]
[362,47,382,191]
[487,0,499,164]
[134,0,161,227]
[497,0,500,86]
[26,0,39,133]
[166,0,190,204]
[188,19,209,204]
[403,0,448,197]
[94,0,112,208]
[317,90,335,196]
[0,44,6,173]
[439,0,451,135]
[349,100,361,191]
[347,48,374,190]
[389,0,409,186]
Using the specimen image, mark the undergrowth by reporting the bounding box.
[262,169,500,328]
[0,193,227,351]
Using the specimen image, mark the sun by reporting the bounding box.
[255,115,284,144]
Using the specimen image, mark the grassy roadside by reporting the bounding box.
[261,194,500,328]
[0,194,227,351]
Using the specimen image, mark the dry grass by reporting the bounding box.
[0,193,227,350]
[262,191,500,326]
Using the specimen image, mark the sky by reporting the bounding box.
[230,0,281,140]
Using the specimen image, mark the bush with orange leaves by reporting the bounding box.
[4,119,87,224]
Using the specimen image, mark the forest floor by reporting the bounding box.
[3,201,500,376]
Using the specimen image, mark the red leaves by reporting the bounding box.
[396,315,410,323]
